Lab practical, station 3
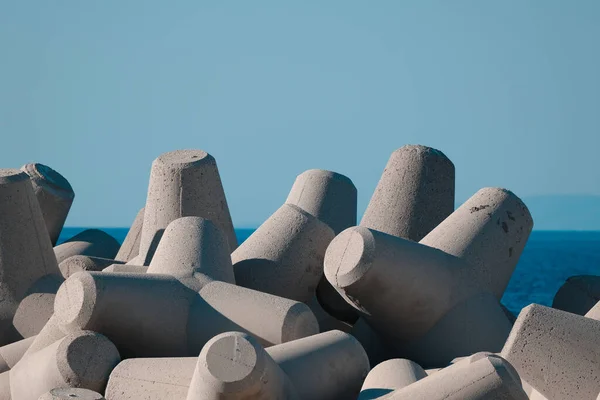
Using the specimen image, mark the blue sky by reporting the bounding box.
[1,2,599,228]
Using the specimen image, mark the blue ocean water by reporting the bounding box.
[58,228,600,315]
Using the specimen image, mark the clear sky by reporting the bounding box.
[1,1,599,228]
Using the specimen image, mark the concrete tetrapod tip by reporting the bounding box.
[114,207,144,262]
[358,359,427,400]
[420,187,533,299]
[38,388,105,400]
[585,300,600,320]
[379,355,527,400]
[186,332,299,400]
[501,304,600,400]
[54,229,121,265]
[53,272,318,358]
[232,204,335,303]
[9,331,120,400]
[21,163,75,246]
[147,217,235,287]
[360,145,455,242]
[58,256,125,280]
[0,169,61,344]
[139,150,237,264]
[0,336,35,373]
[552,275,600,316]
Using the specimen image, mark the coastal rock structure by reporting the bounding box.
[0,146,597,399]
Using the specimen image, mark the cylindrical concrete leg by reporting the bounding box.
[9,331,120,400]
[232,204,334,303]
[102,264,148,273]
[38,388,105,400]
[0,336,35,373]
[59,256,125,279]
[114,207,144,262]
[358,359,427,400]
[148,217,234,285]
[54,229,121,265]
[21,163,74,246]
[21,316,67,360]
[139,150,237,264]
[12,274,63,338]
[552,275,600,316]
[360,145,455,242]
[267,330,370,400]
[0,169,61,344]
[420,187,533,299]
[186,332,299,400]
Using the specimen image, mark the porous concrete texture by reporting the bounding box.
[421,187,533,299]
[114,207,144,262]
[232,203,334,303]
[0,169,61,345]
[380,355,528,399]
[147,216,235,286]
[501,304,600,400]
[552,275,600,315]
[9,331,120,400]
[138,150,237,265]
[58,256,125,279]
[0,336,35,373]
[38,388,105,400]
[360,145,455,242]
[21,163,74,246]
[186,331,299,400]
[53,272,318,358]
[54,229,120,265]
[358,359,427,400]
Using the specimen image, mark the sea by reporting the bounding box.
[58,228,600,316]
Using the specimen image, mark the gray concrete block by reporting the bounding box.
[54,229,120,265]
[114,207,144,262]
[138,150,237,265]
[0,169,61,345]
[21,163,74,246]
[420,187,533,299]
[59,256,124,279]
[360,145,455,242]
[232,204,334,303]
[38,388,105,400]
[501,304,600,400]
[552,275,600,316]
[0,336,35,373]
[358,359,427,400]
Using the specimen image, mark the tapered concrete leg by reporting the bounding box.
[21,163,74,246]
[324,226,479,343]
[552,275,600,316]
[54,229,120,264]
[0,169,61,344]
[268,330,370,400]
[59,256,124,279]
[360,145,455,242]
[0,372,10,400]
[12,274,63,338]
[147,217,234,286]
[102,264,148,273]
[358,359,427,400]
[501,304,600,400]
[232,204,334,302]
[420,187,533,299]
[381,355,527,399]
[585,300,600,320]
[139,150,237,264]
[21,316,67,360]
[0,336,35,373]
[114,207,144,262]
[38,388,104,400]
[187,332,299,400]
[9,331,120,400]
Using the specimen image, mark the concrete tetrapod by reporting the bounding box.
[0,336,35,373]
[358,359,427,400]
[38,388,105,400]
[360,145,455,242]
[501,304,600,400]
[21,163,75,246]
[53,272,318,358]
[378,355,527,400]
[58,256,125,280]
[147,217,235,289]
[114,207,144,262]
[138,150,237,264]
[54,229,120,265]
[105,330,369,400]
[552,275,600,316]
[232,204,334,303]
[0,169,61,344]
[8,331,120,400]
[12,274,63,338]
[420,187,533,299]
[186,332,299,400]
